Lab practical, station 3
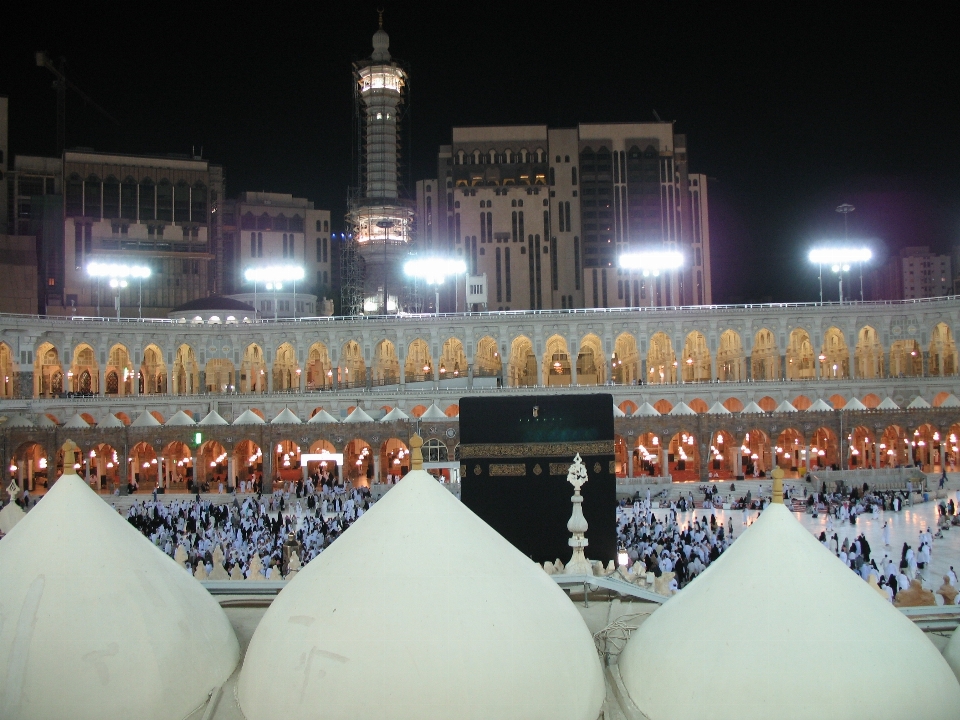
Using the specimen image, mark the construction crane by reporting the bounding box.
[35,51,120,157]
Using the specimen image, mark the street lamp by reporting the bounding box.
[807,247,871,304]
[86,263,151,319]
[403,257,467,315]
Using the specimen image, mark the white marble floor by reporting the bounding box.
[652,497,960,594]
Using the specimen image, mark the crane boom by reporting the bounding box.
[35,51,120,156]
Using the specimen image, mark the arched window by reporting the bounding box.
[423,438,448,462]
[572,166,578,185]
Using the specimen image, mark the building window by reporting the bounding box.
[496,247,503,302]
[505,247,512,301]
[574,236,581,290]
[572,167,578,185]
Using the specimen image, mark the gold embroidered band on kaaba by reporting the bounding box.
[458,440,612,460]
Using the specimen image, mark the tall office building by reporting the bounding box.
[345,14,415,314]
[419,123,711,311]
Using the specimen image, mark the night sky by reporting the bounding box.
[2,4,958,304]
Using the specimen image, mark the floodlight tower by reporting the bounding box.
[346,12,414,314]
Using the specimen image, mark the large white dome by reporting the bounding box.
[0,464,239,720]
[619,502,960,720]
[238,468,604,720]
[944,624,960,683]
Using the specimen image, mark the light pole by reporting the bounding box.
[617,250,684,308]
[835,204,864,300]
[808,248,871,304]
[86,263,151,320]
[109,278,127,320]
[403,257,467,316]
[244,265,305,322]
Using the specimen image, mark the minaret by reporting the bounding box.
[347,12,415,314]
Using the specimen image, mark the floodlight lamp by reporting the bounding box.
[87,262,151,279]
[618,250,684,276]
[403,258,467,285]
[244,265,305,283]
[807,247,872,265]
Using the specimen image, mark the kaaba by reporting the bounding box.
[459,394,616,564]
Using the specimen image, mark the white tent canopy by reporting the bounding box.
[271,408,302,424]
[307,409,340,424]
[96,413,125,428]
[381,407,411,422]
[62,412,90,428]
[419,403,449,420]
[344,407,375,423]
[198,410,230,425]
[165,410,197,426]
[131,410,161,427]
[634,402,660,417]
[670,401,697,416]
[807,399,834,412]
[233,409,265,425]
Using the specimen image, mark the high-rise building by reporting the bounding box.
[220,191,332,308]
[56,149,225,317]
[867,246,952,301]
[900,246,951,299]
[346,15,415,314]
[419,123,711,311]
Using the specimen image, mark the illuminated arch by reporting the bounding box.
[543,335,572,387]
[507,336,536,387]
[647,332,677,384]
[751,328,780,380]
[575,333,605,385]
[716,330,745,382]
[681,331,711,383]
[854,326,884,378]
[613,333,639,385]
[404,339,433,383]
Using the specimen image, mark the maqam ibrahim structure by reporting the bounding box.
[347,13,415,314]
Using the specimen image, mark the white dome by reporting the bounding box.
[238,467,604,720]
[0,463,239,720]
[618,502,960,719]
[944,625,960,683]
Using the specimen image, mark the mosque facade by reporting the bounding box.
[2,296,960,493]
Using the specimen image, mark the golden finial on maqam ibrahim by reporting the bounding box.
[771,466,784,504]
[62,439,79,472]
[409,434,423,471]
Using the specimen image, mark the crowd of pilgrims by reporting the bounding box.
[616,483,960,600]
[124,472,374,578]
